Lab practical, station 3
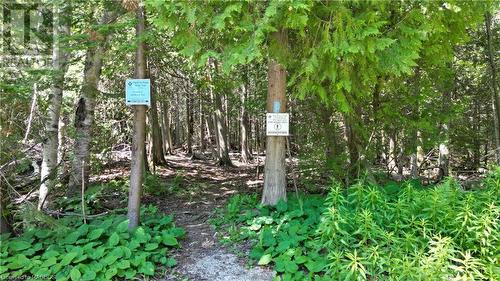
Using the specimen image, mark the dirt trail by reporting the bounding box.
[147,152,274,281]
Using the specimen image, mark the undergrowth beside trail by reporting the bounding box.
[213,170,500,281]
[0,205,184,281]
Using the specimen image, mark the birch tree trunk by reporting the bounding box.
[39,4,70,209]
[128,5,147,230]
[262,29,288,206]
[68,11,117,197]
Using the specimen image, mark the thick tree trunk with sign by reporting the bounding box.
[127,6,147,230]
[68,11,117,197]
[39,4,70,209]
[262,30,288,206]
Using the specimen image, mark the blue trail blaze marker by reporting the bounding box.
[126,79,151,106]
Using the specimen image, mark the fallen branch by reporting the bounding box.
[44,210,109,218]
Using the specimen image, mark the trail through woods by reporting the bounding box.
[144,153,275,281]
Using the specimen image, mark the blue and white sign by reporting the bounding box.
[126,79,150,106]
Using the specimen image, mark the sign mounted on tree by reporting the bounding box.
[266,113,289,136]
[125,79,150,106]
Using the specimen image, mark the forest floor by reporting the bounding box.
[140,152,275,281]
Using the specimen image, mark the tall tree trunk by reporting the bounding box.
[344,116,361,179]
[485,12,500,165]
[387,133,397,174]
[438,125,450,179]
[0,184,11,234]
[262,29,288,206]
[240,73,252,162]
[473,99,481,169]
[186,89,193,155]
[410,77,421,178]
[39,4,70,208]
[68,11,117,197]
[161,100,173,154]
[417,131,425,168]
[128,5,147,230]
[371,79,382,164]
[214,93,232,165]
[321,106,337,164]
[225,94,230,149]
[174,92,181,147]
[149,76,166,164]
[208,59,232,165]
[199,95,206,152]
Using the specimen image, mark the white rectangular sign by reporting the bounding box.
[126,79,151,106]
[266,113,289,136]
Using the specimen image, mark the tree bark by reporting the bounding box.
[240,71,252,162]
[387,133,397,174]
[321,106,337,163]
[186,89,193,155]
[174,92,181,147]
[68,11,117,197]
[149,75,166,164]
[128,5,147,230]
[160,100,173,154]
[199,94,206,152]
[0,184,11,234]
[485,12,500,165]
[262,29,288,206]
[345,117,361,179]
[39,4,70,209]
[23,84,38,143]
[208,59,232,165]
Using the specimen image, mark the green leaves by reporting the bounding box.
[258,254,272,265]
[108,233,120,247]
[9,241,31,251]
[216,176,499,280]
[0,205,184,281]
[60,252,78,266]
[70,267,81,281]
[171,31,201,58]
[139,261,155,276]
[88,228,104,240]
[162,234,178,246]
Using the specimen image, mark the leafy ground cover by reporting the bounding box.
[213,170,499,281]
[0,205,184,280]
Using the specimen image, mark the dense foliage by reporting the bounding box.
[214,170,500,280]
[0,205,184,280]
[1,0,498,279]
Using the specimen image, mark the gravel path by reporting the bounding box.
[153,153,274,281]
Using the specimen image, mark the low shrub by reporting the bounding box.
[214,170,499,281]
[0,205,184,280]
